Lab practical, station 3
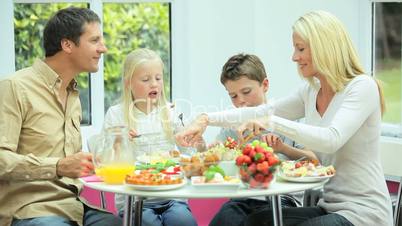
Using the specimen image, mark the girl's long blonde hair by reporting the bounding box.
[293,10,385,114]
[121,48,174,141]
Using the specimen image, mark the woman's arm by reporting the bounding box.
[272,76,380,153]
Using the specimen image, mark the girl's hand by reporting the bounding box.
[175,114,209,147]
[128,129,139,141]
[261,133,284,152]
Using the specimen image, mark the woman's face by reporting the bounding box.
[292,32,317,78]
[128,59,164,111]
[224,76,268,108]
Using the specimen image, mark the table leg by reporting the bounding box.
[123,195,134,226]
[271,194,283,226]
[133,197,144,226]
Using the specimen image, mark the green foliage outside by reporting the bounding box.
[102,3,170,111]
[13,3,170,124]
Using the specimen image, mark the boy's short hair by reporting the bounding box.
[43,7,100,57]
[220,53,267,85]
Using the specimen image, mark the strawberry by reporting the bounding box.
[248,150,256,159]
[242,144,253,155]
[247,163,257,174]
[268,156,279,166]
[243,155,252,165]
[254,145,265,153]
[254,173,265,182]
[236,155,244,166]
[254,152,266,163]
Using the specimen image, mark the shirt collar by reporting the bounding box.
[33,59,79,92]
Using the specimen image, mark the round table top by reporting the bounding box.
[81,178,327,199]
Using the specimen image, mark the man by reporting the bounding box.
[0,7,121,226]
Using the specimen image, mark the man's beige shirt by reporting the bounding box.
[0,59,85,226]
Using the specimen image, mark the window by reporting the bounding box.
[373,2,402,138]
[12,1,171,129]
[14,3,91,124]
[102,3,171,112]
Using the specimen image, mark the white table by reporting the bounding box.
[82,178,327,226]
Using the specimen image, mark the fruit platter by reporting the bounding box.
[278,160,336,182]
[236,140,281,189]
[206,137,242,161]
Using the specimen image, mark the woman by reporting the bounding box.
[176,11,392,226]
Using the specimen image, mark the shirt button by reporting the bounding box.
[25,175,30,179]
[47,173,52,177]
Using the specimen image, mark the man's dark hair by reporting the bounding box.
[43,7,100,57]
[220,53,267,85]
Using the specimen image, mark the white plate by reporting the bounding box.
[277,172,334,183]
[191,176,241,190]
[125,179,186,191]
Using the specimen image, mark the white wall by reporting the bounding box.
[0,0,15,76]
[171,0,372,142]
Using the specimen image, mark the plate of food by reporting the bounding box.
[278,160,336,183]
[191,175,241,190]
[125,179,186,191]
[125,169,186,191]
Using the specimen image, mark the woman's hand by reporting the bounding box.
[175,114,209,147]
[261,133,284,152]
[236,117,269,143]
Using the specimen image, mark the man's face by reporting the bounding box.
[70,22,107,73]
[224,76,268,108]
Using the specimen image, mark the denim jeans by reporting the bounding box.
[11,205,122,226]
[244,206,354,226]
[209,195,300,226]
[118,200,197,226]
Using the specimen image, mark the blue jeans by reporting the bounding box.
[244,206,354,226]
[119,200,197,226]
[209,195,300,226]
[12,205,122,226]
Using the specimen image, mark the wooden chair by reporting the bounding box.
[380,139,402,226]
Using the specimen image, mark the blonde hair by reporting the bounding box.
[293,10,385,114]
[121,48,174,142]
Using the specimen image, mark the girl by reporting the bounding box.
[103,48,197,226]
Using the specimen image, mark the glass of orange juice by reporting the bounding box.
[89,126,136,184]
[95,164,135,184]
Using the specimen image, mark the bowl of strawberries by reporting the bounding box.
[236,140,280,189]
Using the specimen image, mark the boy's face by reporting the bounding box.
[224,76,268,108]
[69,22,107,73]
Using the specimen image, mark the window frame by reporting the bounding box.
[370,0,402,139]
[8,0,173,149]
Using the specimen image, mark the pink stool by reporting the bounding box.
[80,186,117,214]
[188,198,229,226]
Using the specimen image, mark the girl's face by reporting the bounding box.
[224,76,268,108]
[128,59,164,112]
[292,32,317,78]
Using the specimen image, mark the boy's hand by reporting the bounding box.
[261,133,284,152]
[56,152,94,178]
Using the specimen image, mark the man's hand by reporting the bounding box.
[56,152,94,178]
[175,114,209,147]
